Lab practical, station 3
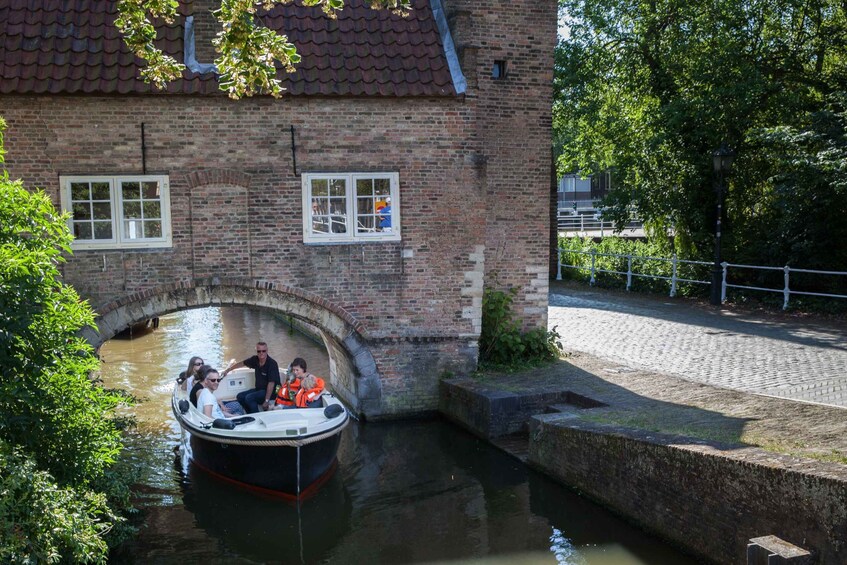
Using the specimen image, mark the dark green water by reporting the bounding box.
[100,308,697,564]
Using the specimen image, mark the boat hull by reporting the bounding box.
[188,430,343,495]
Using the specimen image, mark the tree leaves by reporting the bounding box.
[116,0,413,98]
[0,119,134,561]
[556,0,847,268]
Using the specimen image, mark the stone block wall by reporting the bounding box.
[529,415,847,564]
[440,377,574,438]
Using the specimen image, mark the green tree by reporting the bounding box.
[0,117,134,562]
[555,0,847,269]
[116,0,413,99]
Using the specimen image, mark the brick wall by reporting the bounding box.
[529,415,847,564]
[190,0,219,64]
[0,0,556,415]
[444,0,557,329]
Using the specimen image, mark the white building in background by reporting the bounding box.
[557,171,612,211]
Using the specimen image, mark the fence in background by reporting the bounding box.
[557,248,847,309]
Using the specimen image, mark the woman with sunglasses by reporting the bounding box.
[177,356,205,391]
[197,368,235,419]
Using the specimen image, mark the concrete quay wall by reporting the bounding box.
[527,414,847,565]
[439,378,847,564]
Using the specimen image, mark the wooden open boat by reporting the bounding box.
[172,367,349,497]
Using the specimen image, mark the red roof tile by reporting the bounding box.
[0,0,458,96]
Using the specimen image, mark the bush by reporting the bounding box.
[0,116,135,561]
[0,442,114,564]
[479,286,562,369]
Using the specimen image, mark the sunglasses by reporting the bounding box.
[208,378,221,383]
[256,350,267,354]
[194,361,203,365]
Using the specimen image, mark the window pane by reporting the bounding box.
[329,179,346,197]
[123,201,142,219]
[378,200,393,231]
[71,182,90,201]
[72,202,91,220]
[142,181,160,199]
[144,220,162,238]
[91,182,111,200]
[357,197,374,214]
[356,178,373,196]
[357,215,377,234]
[328,197,347,234]
[73,222,92,240]
[312,216,330,234]
[310,200,328,234]
[93,221,113,239]
[93,202,112,220]
[311,179,328,196]
[374,178,390,196]
[143,201,161,219]
[122,181,141,200]
[330,215,347,233]
[329,198,346,215]
[125,220,142,239]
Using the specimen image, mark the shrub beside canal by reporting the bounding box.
[0,118,136,563]
[479,285,562,369]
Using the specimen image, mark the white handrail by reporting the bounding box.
[557,248,847,309]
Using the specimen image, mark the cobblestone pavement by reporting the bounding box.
[548,282,847,408]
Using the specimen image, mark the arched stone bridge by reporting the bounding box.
[80,278,382,419]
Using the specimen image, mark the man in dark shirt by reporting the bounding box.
[222,341,281,413]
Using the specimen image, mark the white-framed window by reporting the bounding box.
[302,172,400,244]
[59,175,172,250]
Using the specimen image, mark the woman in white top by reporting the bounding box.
[197,369,234,419]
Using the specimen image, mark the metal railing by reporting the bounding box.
[558,248,847,309]
[557,213,643,234]
[558,199,600,211]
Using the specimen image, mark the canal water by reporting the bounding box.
[100,307,696,564]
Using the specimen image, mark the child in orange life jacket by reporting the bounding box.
[295,374,325,408]
[274,357,307,407]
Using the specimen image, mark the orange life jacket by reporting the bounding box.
[275,377,302,406]
[295,377,325,408]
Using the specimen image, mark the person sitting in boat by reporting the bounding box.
[294,374,325,408]
[197,368,236,419]
[189,365,211,407]
[177,356,204,391]
[222,341,281,413]
[274,358,307,408]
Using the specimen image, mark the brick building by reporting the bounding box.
[0,0,556,419]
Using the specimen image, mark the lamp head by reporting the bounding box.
[713,143,736,174]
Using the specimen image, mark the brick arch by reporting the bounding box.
[82,278,380,418]
[184,168,252,189]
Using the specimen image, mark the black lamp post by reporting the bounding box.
[711,143,735,306]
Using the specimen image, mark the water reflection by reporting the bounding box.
[101,307,695,565]
[182,465,352,564]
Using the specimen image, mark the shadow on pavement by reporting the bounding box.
[473,358,757,451]
[550,281,847,352]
